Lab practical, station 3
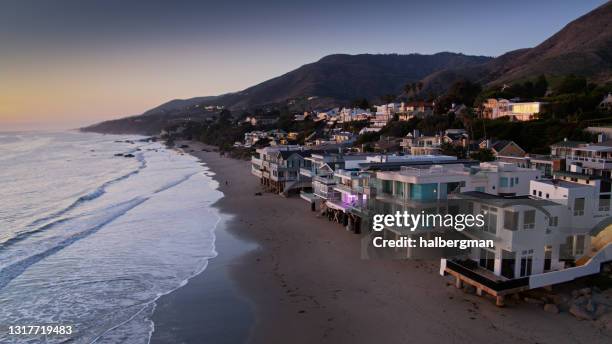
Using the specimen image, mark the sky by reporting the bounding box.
[0,0,607,131]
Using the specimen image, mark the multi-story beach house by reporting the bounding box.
[327,155,466,233]
[251,145,315,194]
[299,153,375,211]
[440,160,612,306]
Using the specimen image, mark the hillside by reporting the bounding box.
[422,1,612,93]
[217,53,490,108]
[83,2,612,134]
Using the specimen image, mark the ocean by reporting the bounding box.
[0,131,225,343]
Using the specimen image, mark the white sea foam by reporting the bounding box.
[0,132,223,343]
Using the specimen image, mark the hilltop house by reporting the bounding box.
[481,99,544,121]
[339,108,372,122]
[443,129,469,147]
[398,101,434,120]
[599,93,612,112]
[371,103,399,127]
[244,116,278,126]
[401,132,443,155]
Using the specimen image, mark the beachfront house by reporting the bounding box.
[251,145,315,194]
[440,157,612,306]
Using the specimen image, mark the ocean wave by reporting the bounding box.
[0,197,148,291]
[0,152,148,250]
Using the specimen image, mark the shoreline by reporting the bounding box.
[152,140,611,344]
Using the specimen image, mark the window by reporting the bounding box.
[600,180,611,193]
[394,181,404,198]
[523,210,535,229]
[480,206,497,234]
[500,177,509,187]
[538,191,542,197]
[479,249,495,272]
[574,198,585,216]
[548,216,558,227]
[546,193,549,199]
[382,180,392,194]
[515,177,519,184]
[532,189,537,196]
[575,235,585,256]
[520,253,533,277]
[475,186,485,192]
[504,211,518,231]
[544,246,552,271]
[599,195,610,212]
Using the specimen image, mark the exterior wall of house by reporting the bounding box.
[497,143,526,157]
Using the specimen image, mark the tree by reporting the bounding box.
[470,148,495,162]
[534,75,548,97]
[440,142,467,159]
[351,98,370,110]
[381,94,397,103]
[555,75,588,95]
[435,80,482,113]
[217,109,232,125]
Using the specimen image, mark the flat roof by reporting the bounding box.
[358,159,478,171]
[456,192,559,208]
[535,179,591,189]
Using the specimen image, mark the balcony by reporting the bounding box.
[333,183,353,194]
[300,167,314,178]
[313,174,336,185]
[314,189,341,201]
[251,167,263,178]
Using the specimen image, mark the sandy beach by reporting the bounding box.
[152,140,612,344]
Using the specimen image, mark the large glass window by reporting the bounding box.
[410,183,438,200]
[574,198,585,216]
[479,249,495,272]
[504,211,518,231]
[394,181,404,198]
[523,210,535,229]
[500,177,509,187]
[480,205,497,234]
[382,180,392,195]
[599,195,610,212]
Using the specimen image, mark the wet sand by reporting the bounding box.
[151,141,611,344]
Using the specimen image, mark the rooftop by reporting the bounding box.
[534,179,592,189]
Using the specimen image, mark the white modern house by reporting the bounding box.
[441,167,612,306]
[481,98,545,121]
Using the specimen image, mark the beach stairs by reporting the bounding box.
[528,242,612,289]
[281,180,311,197]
